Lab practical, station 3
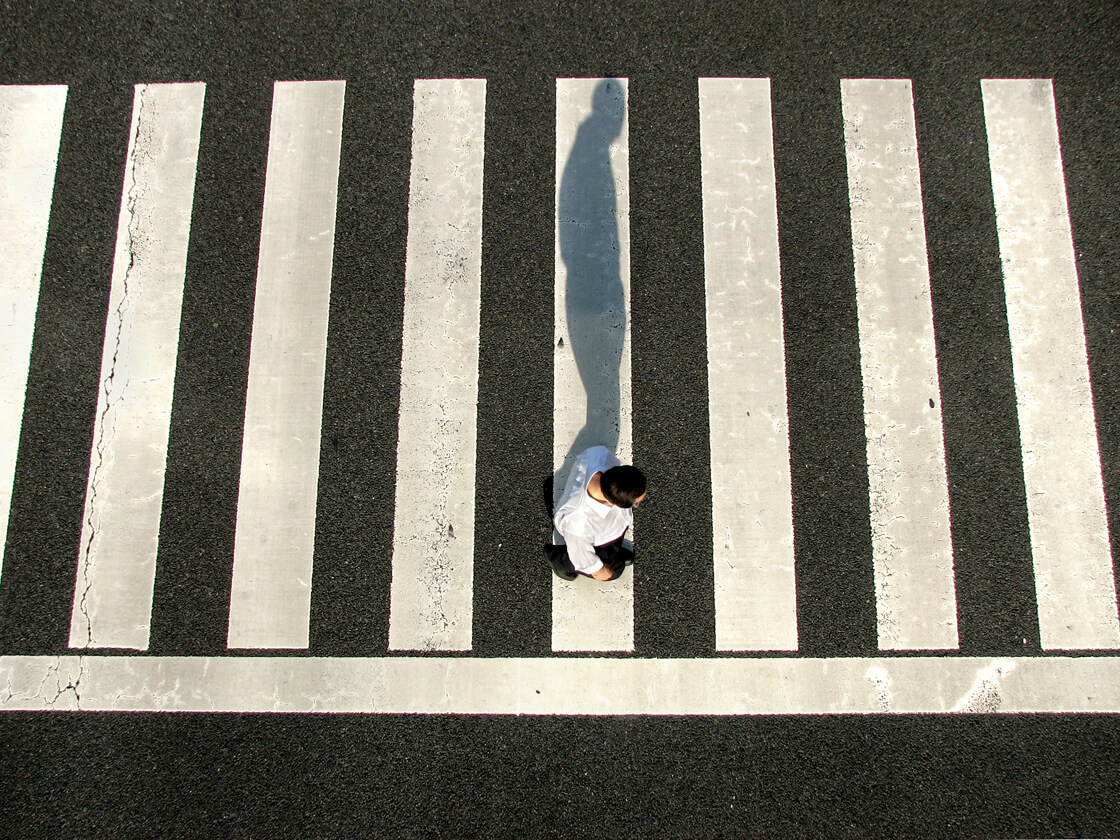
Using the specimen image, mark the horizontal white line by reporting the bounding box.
[3,655,1119,714]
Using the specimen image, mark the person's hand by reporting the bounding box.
[591,566,614,582]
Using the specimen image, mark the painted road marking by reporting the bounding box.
[4,75,1120,684]
[3,654,1119,714]
[699,78,798,652]
[552,78,633,653]
[388,79,486,652]
[841,79,959,651]
[69,83,205,650]
[982,79,1120,650]
[227,80,345,650]
[0,84,67,584]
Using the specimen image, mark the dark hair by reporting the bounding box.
[600,465,647,509]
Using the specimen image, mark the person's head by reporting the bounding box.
[591,78,626,140]
[600,465,647,509]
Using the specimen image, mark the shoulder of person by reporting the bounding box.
[582,445,610,460]
[555,496,589,520]
[554,503,595,537]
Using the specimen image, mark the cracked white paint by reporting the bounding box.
[842,79,958,650]
[2,654,1119,714]
[553,78,633,653]
[0,85,67,583]
[982,79,1120,650]
[699,77,797,651]
[69,83,205,650]
[388,79,485,652]
[227,80,345,649]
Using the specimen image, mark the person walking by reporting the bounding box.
[547,445,646,581]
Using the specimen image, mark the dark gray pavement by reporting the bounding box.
[2,1,1119,836]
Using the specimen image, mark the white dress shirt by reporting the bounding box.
[554,446,633,575]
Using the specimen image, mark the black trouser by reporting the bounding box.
[545,535,633,580]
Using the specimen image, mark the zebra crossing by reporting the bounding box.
[1,76,1119,714]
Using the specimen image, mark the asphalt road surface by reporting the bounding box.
[2,1,1119,836]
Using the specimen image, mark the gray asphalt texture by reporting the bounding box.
[1,0,1119,836]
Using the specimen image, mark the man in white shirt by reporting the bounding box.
[547,445,647,581]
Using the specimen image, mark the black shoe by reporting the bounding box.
[550,560,578,581]
[620,540,635,566]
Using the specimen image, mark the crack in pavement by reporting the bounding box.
[74,85,155,649]
[26,655,85,710]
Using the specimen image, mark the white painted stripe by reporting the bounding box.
[3,654,1119,714]
[68,83,205,650]
[553,78,633,652]
[387,79,486,652]
[699,78,798,652]
[841,79,959,651]
[227,80,345,650]
[0,85,67,582]
[982,79,1120,650]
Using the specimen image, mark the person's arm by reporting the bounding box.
[556,529,605,578]
[555,504,615,580]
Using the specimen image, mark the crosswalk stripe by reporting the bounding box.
[226,80,346,650]
[2,75,1119,670]
[698,78,799,652]
[552,78,634,653]
[982,79,1120,650]
[0,85,67,585]
[388,79,487,652]
[66,83,206,650]
[841,79,960,651]
[5,653,1120,714]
